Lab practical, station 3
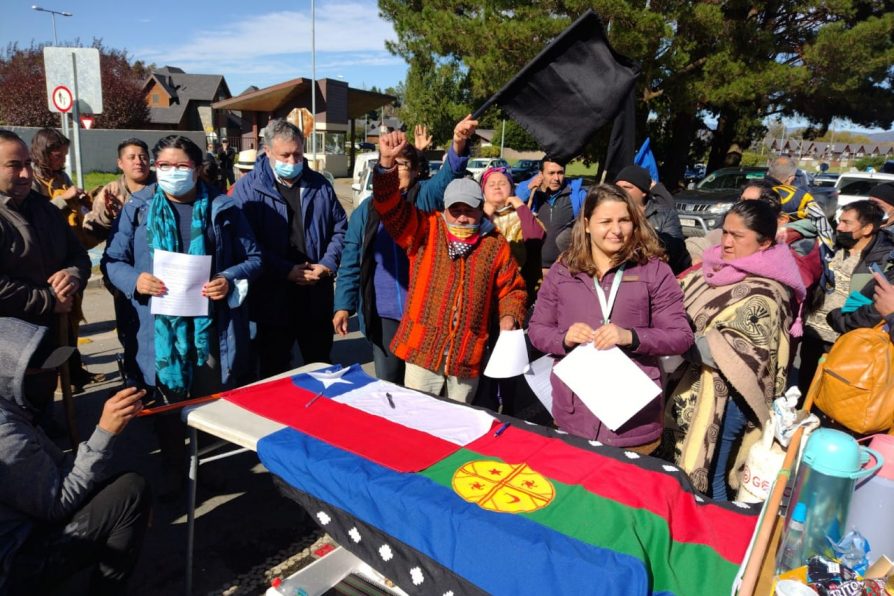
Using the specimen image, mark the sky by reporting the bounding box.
[1,0,406,94]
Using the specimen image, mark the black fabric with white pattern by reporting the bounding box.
[273,477,487,596]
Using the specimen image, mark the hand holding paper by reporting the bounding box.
[150,250,212,317]
[553,344,659,431]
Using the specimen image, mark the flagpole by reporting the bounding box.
[311,0,317,164]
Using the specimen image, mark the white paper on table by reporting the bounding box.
[333,380,495,445]
[524,355,555,413]
[150,250,212,317]
[552,344,660,431]
[483,329,530,378]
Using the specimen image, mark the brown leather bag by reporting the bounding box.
[808,322,894,434]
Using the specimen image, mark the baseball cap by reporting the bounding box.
[444,178,483,209]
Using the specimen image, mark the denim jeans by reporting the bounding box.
[711,396,749,501]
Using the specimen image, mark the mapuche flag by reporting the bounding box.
[231,366,759,595]
[474,10,640,166]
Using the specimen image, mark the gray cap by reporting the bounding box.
[444,178,483,209]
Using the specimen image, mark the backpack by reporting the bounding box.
[807,322,894,434]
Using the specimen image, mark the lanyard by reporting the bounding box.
[593,264,625,324]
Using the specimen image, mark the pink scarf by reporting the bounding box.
[701,243,807,336]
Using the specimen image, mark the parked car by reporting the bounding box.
[812,173,840,188]
[834,171,894,218]
[425,160,444,178]
[510,159,540,182]
[466,158,510,181]
[673,166,838,236]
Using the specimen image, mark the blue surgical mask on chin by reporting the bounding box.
[157,168,196,197]
[274,160,303,180]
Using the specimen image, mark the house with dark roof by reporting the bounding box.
[144,66,232,133]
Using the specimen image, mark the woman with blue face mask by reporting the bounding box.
[102,135,262,497]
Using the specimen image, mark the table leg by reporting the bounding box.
[186,426,198,595]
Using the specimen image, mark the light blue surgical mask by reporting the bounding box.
[274,159,303,180]
[156,168,196,197]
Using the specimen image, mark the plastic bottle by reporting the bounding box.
[776,502,807,575]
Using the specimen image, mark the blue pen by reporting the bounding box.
[494,422,511,437]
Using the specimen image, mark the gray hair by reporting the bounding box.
[262,119,304,150]
[768,156,797,183]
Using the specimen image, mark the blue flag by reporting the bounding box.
[634,138,659,182]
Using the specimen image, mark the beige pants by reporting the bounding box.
[404,362,479,404]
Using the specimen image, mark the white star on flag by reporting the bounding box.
[307,368,353,389]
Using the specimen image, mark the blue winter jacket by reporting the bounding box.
[232,154,347,323]
[333,147,468,343]
[102,185,262,389]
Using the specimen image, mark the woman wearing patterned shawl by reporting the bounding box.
[104,135,261,495]
[671,201,805,499]
[481,166,546,305]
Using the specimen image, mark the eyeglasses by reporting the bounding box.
[395,160,413,171]
[155,162,193,172]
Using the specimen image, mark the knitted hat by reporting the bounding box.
[444,178,483,209]
[869,183,894,207]
[614,165,651,194]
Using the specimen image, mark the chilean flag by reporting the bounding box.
[223,364,497,472]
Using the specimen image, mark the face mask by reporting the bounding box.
[445,220,480,240]
[835,231,859,250]
[157,168,196,197]
[274,160,303,180]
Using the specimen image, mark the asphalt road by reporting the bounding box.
[55,177,374,595]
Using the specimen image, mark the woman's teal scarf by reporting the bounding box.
[146,182,212,398]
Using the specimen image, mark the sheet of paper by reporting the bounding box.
[552,344,660,431]
[484,329,530,378]
[333,379,495,446]
[150,250,212,317]
[524,354,555,413]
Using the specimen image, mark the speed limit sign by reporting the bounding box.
[51,85,74,113]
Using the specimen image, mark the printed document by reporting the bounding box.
[150,250,212,317]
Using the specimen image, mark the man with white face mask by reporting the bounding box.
[233,119,347,377]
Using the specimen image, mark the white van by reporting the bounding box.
[351,152,378,208]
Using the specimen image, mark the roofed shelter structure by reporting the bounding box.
[212,77,394,177]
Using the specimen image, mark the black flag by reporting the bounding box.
[473,10,640,165]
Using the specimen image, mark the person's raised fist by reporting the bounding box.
[378,131,407,168]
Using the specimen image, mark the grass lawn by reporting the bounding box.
[78,171,119,190]
[565,160,598,177]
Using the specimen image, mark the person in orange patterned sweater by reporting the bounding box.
[373,129,527,403]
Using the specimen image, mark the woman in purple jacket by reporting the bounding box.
[528,184,693,453]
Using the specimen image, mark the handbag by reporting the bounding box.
[807,322,894,434]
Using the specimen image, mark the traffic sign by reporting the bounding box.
[51,85,74,113]
[43,47,103,114]
[79,114,95,129]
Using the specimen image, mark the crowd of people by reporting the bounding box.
[2,115,894,593]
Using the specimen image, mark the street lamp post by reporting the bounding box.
[32,5,72,46]
[310,0,318,164]
[33,5,74,177]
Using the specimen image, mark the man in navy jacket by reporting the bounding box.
[232,119,347,376]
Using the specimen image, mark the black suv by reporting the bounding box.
[673,166,838,236]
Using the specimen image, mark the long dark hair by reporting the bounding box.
[30,128,70,179]
[560,183,665,276]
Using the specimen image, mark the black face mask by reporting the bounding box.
[835,231,860,250]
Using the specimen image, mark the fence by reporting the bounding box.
[5,126,208,173]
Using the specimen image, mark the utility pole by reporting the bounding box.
[33,5,73,176]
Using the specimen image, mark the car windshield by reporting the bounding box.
[469,159,490,168]
[837,178,882,196]
[697,170,765,190]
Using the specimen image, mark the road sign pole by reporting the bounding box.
[70,53,84,188]
[60,112,72,177]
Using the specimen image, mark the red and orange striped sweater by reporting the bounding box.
[372,167,527,378]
